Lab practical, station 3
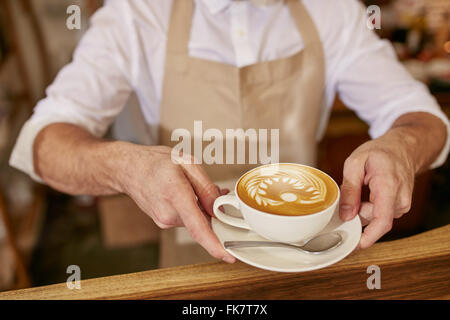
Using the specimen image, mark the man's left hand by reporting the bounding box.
[338,130,417,249]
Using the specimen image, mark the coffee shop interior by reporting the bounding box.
[0,0,449,293]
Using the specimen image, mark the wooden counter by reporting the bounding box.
[0,224,449,300]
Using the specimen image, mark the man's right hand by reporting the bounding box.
[115,144,236,263]
[33,123,235,264]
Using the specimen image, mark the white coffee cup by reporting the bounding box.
[213,163,340,243]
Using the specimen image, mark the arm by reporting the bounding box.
[340,112,447,249]
[386,112,447,175]
[34,123,235,263]
[324,0,450,248]
[10,2,235,263]
[33,123,123,196]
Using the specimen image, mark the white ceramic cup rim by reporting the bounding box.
[233,163,340,219]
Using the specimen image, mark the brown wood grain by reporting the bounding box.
[0,224,449,300]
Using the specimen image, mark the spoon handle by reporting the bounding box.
[224,241,302,251]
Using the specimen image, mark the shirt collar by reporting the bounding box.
[202,0,281,15]
[202,0,231,15]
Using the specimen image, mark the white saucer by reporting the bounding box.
[212,209,362,273]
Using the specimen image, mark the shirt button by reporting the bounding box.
[238,29,246,37]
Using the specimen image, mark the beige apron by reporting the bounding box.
[158,0,325,267]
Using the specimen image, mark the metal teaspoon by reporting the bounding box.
[223,231,343,254]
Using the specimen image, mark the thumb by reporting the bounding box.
[339,156,365,221]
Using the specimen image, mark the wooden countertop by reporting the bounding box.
[0,224,449,300]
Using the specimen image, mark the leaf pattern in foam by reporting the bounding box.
[243,167,327,207]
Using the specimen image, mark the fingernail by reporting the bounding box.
[340,205,353,221]
[223,256,235,264]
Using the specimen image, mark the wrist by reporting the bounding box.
[389,112,448,174]
[384,127,421,174]
[101,140,139,194]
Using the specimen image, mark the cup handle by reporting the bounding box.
[213,195,251,230]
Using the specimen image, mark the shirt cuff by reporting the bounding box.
[368,107,450,170]
[9,119,50,184]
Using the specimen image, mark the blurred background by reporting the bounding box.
[0,0,448,292]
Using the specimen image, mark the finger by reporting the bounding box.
[359,216,393,249]
[152,200,184,228]
[197,187,229,213]
[180,163,220,217]
[353,243,361,252]
[359,201,374,226]
[394,185,412,218]
[172,186,236,263]
[197,199,206,214]
[359,178,396,249]
[340,155,366,221]
[131,196,183,229]
[215,184,230,196]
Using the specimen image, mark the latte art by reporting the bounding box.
[245,172,327,206]
[237,164,338,216]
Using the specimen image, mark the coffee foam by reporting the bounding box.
[237,163,338,216]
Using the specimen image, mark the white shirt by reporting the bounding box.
[10,0,450,182]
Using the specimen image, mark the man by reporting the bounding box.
[10,0,449,265]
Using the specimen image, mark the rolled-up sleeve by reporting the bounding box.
[9,0,133,183]
[332,0,450,169]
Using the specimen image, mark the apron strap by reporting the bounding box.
[166,0,194,55]
[286,0,321,47]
